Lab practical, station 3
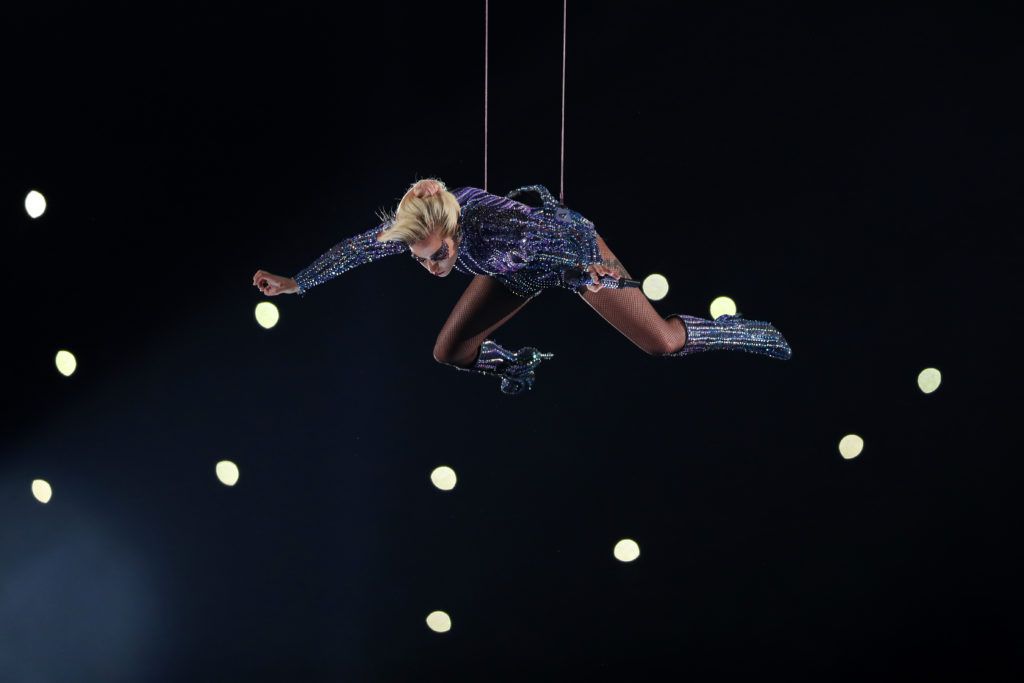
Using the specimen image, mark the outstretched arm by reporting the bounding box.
[290,220,406,297]
[254,180,447,298]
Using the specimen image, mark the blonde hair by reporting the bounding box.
[375,178,461,246]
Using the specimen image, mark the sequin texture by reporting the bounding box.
[447,339,555,395]
[665,314,793,360]
[288,184,792,394]
[292,184,603,298]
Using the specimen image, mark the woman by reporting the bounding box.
[252,178,792,395]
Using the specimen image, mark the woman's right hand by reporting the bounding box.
[410,178,443,198]
[253,270,299,296]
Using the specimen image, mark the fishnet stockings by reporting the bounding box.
[577,234,688,355]
[433,275,537,367]
[433,234,687,367]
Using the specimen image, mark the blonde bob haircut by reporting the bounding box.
[375,178,462,246]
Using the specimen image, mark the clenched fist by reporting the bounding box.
[584,260,627,292]
[253,270,299,296]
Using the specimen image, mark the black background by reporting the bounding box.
[2,2,1021,681]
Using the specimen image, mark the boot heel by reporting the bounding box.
[443,339,556,394]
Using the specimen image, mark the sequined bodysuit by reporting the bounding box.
[293,185,603,298]
[289,183,793,395]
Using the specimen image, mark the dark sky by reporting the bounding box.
[2,2,1021,681]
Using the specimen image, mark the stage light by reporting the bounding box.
[25,190,46,218]
[32,479,52,504]
[839,434,864,460]
[709,296,737,319]
[255,302,279,329]
[216,460,240,486]
[917,368,941,394]
[613,538,640,562]
[55,350,77,377]
[425,610,451,633]
[430,466,457,491]
[642,273,668,301]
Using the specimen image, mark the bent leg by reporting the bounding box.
[578,234,687,355]
[434,274,537,367]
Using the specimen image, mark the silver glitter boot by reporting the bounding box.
[666,313,792,360]
[445,339,555,395]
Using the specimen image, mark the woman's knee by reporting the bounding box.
[628,336,671,356]
[432,339,456,365]
[644,318,687,356]
[433,339,476,367]
[643,337,681,356]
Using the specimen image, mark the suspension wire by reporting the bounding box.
[560,0,567,204]
[485,1,567,203]
[484,0,489,192]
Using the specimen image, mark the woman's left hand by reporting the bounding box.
[585,260,626,292]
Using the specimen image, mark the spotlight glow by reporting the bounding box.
[426,610,452,633]
[709,296,737,319]
[430,466,457,491]
[917,368,942,394]
[25,190,46,218]
[32,479,52,504]
[255,302,280,329]
[839,434,864,460]
[642,273,669,301]
[613,538,640,562]
[216,460,240,486]
[55,349,77,376]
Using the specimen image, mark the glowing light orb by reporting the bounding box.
[917,368,942,394]
[216,460,240,486]
[425,610,452,633]
[430,466,457,491]
[613,538,640,562]
[255,302,280,329]
[642,273,669,301]
[839,434,864,460]
[710,296,737,319]
[55,350,77,376]
[25,190,47,218]
[32,479,53,504]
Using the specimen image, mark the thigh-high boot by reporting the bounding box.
[665,314,792,360]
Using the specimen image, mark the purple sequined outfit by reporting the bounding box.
[293,184,602,298]
[291,183,792,395]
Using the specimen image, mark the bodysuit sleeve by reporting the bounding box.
[292,219,406,296]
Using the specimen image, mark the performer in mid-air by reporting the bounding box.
[252,178,792,395]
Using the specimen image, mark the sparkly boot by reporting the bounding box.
[666,314,792,360]
[444,339,555,395]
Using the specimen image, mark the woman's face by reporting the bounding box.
[410,231,458,277]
